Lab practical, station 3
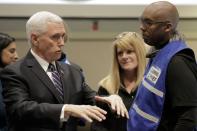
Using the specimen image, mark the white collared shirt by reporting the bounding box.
[30,49,56,82]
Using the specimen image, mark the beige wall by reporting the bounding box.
[1,17,196,131]
[16,33,197,91]
[0,3,196,131]
[5,19,196,91]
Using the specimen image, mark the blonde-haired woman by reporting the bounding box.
[91,32,146,131]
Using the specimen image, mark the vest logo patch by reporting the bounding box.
[146,66,161,84]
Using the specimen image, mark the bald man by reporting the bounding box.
[128,1,197,131]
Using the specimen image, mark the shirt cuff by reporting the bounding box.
[60,104,69,122]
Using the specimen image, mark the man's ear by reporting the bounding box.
[164,22,173,33]
[31,33,39,47]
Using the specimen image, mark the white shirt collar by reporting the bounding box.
[30,49,56,72]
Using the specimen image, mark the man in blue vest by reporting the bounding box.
[128,1,197,131]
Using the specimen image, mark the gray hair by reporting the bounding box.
[26,11,65,45]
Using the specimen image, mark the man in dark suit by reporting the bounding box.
[0,11,128,131]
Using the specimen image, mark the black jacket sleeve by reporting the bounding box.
[166,50,197,131]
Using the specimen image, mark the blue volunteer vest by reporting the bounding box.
[127,40,189,131]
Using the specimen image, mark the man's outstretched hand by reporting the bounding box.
[95,95,129,119]
[64,104,107,123]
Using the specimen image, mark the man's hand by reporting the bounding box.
[64,104,107,123]
[95,95,129,119]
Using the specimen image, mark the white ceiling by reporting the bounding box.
[1,0,197,5]
[0,0,197,18]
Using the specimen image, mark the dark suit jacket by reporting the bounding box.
[0,80,7,131]
[0,51,96,131]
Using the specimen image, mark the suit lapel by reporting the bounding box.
[25,52,64,103]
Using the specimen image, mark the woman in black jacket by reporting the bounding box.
[0,33,18,131]
[91,32,146,131]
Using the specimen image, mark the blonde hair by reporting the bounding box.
[99,32,146,94]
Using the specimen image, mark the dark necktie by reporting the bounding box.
[48,63,64,102]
